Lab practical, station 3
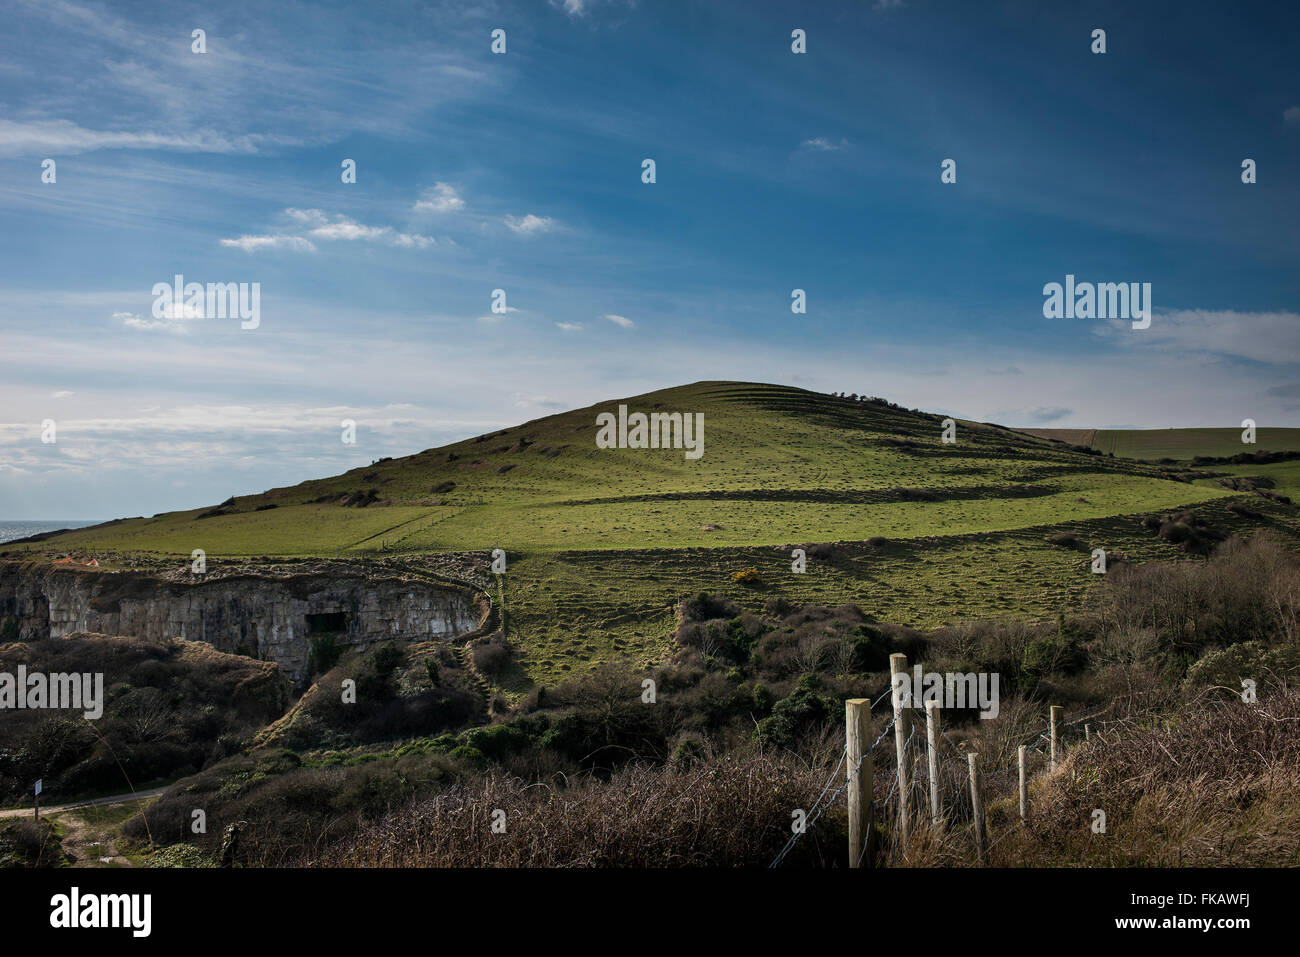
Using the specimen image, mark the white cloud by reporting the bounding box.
[52,390,75,398]
[1092,309,1300,365]
[220,234,317,253]
[220,209,433,252]
[556,321,583,332]
[548,0,637,18]
[413,182,465,214]
[390,232,436,249]
[307,220,391,242]
[603,313,635,328]
[0,119,275,157]
[504,213,558,235]
[800,137,849,152]
[551,0,589,16]
[284,208,331,226]
[116,311,187,333]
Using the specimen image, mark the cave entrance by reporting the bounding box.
[306,611,348,633]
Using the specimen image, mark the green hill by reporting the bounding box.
[27,382,1232,557]
[9,381,1297,688]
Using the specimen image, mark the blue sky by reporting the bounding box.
[1,0,1298,520]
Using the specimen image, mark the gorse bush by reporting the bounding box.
[754,673,838,749]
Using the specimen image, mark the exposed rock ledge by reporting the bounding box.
[0,559,489,685]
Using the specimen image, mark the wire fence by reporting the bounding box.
[770,686,1115,868]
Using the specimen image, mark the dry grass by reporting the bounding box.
[304,751,844,868]
[981,688,1300,866]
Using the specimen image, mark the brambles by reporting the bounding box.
[0,634,285,805]
[0,819,65,868]
[1142,510,1226,554]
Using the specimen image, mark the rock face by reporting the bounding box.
[0,562,486,684]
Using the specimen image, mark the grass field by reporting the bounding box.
[1022,426,1300,460]
[18,382,1235,560]
[9,381,1297,690]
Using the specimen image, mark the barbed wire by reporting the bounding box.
[775,701,1122,867]
[769,715,896,868]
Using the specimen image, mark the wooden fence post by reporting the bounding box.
[889,653,910,848]
[496,575,508,639]
[925,700,941,827]
[968,753,987,865]
[1050,705,1063,772]
[846,698,874,868]
[1018,745,1028,822]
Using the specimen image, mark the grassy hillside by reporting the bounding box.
[20,382,1232,558]
[9,381,1298,690]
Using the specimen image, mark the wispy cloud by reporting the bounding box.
[991,405,1073,425]
[116,311,188,333]
[556,321,583,332]
[513,392,565,409]
[220,208,434,252]
[0,119,281,157]
[800,136,850,152]
[603,313,635,328]
[413,182,465,214]
[549,0,637,19]
[1093,309,1300,365]
[504,213,559,236]
[477,306,521,324]
[220,235,317,253]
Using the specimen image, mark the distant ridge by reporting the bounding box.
[1016,427,1300,460]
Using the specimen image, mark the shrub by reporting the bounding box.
[669,733,706,771]
[307,634,342,675]
[1183,642,1300,697]
[0,819,64,868]
[754,674,837,749]
[680,592,739,623]
[472,638,511,676]
[460,723,532,761]
[1151,510,1226,554]
[1022,632,1086,678]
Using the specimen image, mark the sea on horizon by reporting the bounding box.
[0,520,101,545]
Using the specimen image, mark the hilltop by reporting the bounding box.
[18,382,1234,557]
[6,381,1297,688]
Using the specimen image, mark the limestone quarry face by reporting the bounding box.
[0,561,487,685]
